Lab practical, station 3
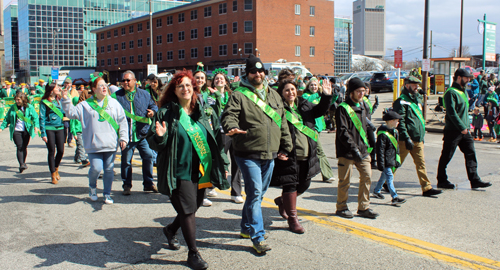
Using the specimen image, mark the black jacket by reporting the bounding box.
[336,96,371,160]
[271,94,332,187]
[376,125,401,171]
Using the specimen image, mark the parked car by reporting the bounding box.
[369,71,408,93]
[339,71,373,85]
[464,66,480,78]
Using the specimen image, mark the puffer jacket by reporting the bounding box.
[393,87,426,142]
[376,125,401,171]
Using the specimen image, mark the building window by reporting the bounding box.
[114,58,118,65]
[191,10,197,20]
[219,24,227,35]
[179,13,185,23]
[107,31,111,38]
[295,46,301,56]
[157,18,162,27]
[129,40,134,49]
[232,22,238,33]
[204,6,212,17]
[114,29,118,37]
[233,43,238,55]
[100,33,104,39]
[129,55,134,64]
[295,25,301,35]
[138,23,143,32]
[97,35,99,41]
[121,42,126,50]
[310,6,315,16]
[147,54,151,63]
[191,29,198,39]
[244,0,253,10]
[147,21,150,30]
[179,31,185,41]
[157,52,163,62]
[179,49,185,60]
[310,26,315,36]
[167,33,173,43]
[310,46,315,56]
[114,44,118,51]
[244,42,253,54]
[219,44,228,56]
[157,35,162,45]
[244,21,253,32]
[122,56,126,64]
[167,16,172,25]
[107,45,111,52]
[147,37,150,46]
[233,0,238,11]
[138,55,143,63]
[295,4,301,15]
[204,46,212,57]
[101,59,104,66]
[121,27,125,35]
[204,26,212,37]
[219,3,227,14]
[138,39,143,48]
[191,48,198,58]
[107,58,111,65]
[167,51,173,61]
[129,25,134,33]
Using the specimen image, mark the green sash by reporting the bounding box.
[400,94,425,131]
[444,87,469,112]
[13,105,32,125]
[339,102,373,153]
[42,99,64,119]
[286,111,318,142]
[363,96,373,114]
[235,87,282,128]
[124,109,152,125]
[178,108,213,189]
[86,96,120,134]
[377,130,401,172]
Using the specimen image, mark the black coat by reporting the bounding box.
[271,94,332,187]
[376,125,401,171]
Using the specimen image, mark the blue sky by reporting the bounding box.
[335,0,500,63]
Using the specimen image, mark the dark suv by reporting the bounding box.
[369,71,408,93]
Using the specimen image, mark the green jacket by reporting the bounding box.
[0,88,17,98]
[39,99,65,137]
[0,104,40,140]
[69,96,82,136]
[36,85,45,95]
[480,79,489,94]
[147,100,230,196]
[221,78,293,160]
[393,87,426,142]
[444,82,470,131]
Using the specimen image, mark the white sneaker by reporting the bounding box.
[232,196,244,204]
[207,189,218,197]
[89,188,98,201]
[202,198,212,207]
[104,194,114,204]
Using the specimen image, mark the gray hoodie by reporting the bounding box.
[62,96,129,154]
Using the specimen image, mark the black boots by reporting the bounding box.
[282,191,305,234]
[187,250,208,270]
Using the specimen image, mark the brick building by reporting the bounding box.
[92,0,335,82]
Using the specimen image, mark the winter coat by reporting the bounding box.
[147,100,230,196]
[39,99,65,138]
[376,125,401,171]
[444,82,470,131]
[472,113,484,129]
[271,94,332,187]
[393,87,426,142]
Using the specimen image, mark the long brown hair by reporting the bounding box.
[41,83,60,101]
[159,70,199,111]
[15,91,29,108]
[210,73,232,95]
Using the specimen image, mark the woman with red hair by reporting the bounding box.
[147,70,229,269]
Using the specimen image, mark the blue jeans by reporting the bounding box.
[88,152,116,196]
[121,138,154,188]
[373,167,398,199]
[235,156,275,244]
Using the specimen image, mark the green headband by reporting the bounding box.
[213,68,228,75]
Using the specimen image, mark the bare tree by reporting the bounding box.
[352,57,377,71]
[380,60,394,71]
[449,45,471,57]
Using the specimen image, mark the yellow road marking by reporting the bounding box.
[124,156,500,269]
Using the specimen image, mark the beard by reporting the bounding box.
[249,76,263,87]
[460,78,468,88]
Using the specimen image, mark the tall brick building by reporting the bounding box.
[92,0,335,82]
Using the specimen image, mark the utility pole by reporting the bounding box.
[459,0,464,57]
[347,21,352,73]
[430,30,433,59]
[149,0,154,65]
[422,0,430,119]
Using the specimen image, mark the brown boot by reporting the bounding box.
[51,172,58,184]
[283,191,305,234]
[274,196,288,219]
[55,167,61,180]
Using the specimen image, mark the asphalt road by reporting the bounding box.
[0,92,499,269]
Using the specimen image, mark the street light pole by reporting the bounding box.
[149,0,154,65]
[422,0,430,120]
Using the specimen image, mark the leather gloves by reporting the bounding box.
[405,138,414,151]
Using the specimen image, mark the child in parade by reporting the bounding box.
[472,108,484,141]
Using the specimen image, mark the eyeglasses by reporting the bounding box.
[249,69,265,74]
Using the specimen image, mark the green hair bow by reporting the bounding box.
[90,72,103,83]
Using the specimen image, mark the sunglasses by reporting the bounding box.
[122,79,133,82]
[249,69,265,74]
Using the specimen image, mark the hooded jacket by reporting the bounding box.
[393,86,426,142]
[376,124,401,171]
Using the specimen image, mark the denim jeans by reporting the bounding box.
[121,138,154,188]
[373,167,398,199]
[88,152,116,195]
[235,156,275,244]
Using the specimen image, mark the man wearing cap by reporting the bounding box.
[112,70,159,195]
[222,55,293,253]
[392,76,443,197]
[0,82,16,98]
[436,68,492,189]
[335,77,379,219]
[36,80,46,95]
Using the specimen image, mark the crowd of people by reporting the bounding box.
[0,56,494,269]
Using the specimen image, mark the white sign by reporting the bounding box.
[422,59,431,72]
[147,65,158,76]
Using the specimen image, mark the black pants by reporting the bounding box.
[45,129,65,173]
[224,135,243,196]
[437,131,480,183]
[13,130,30,167]
[63,121,73,144]
[283,160,312,194]
[473,127,483,139]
